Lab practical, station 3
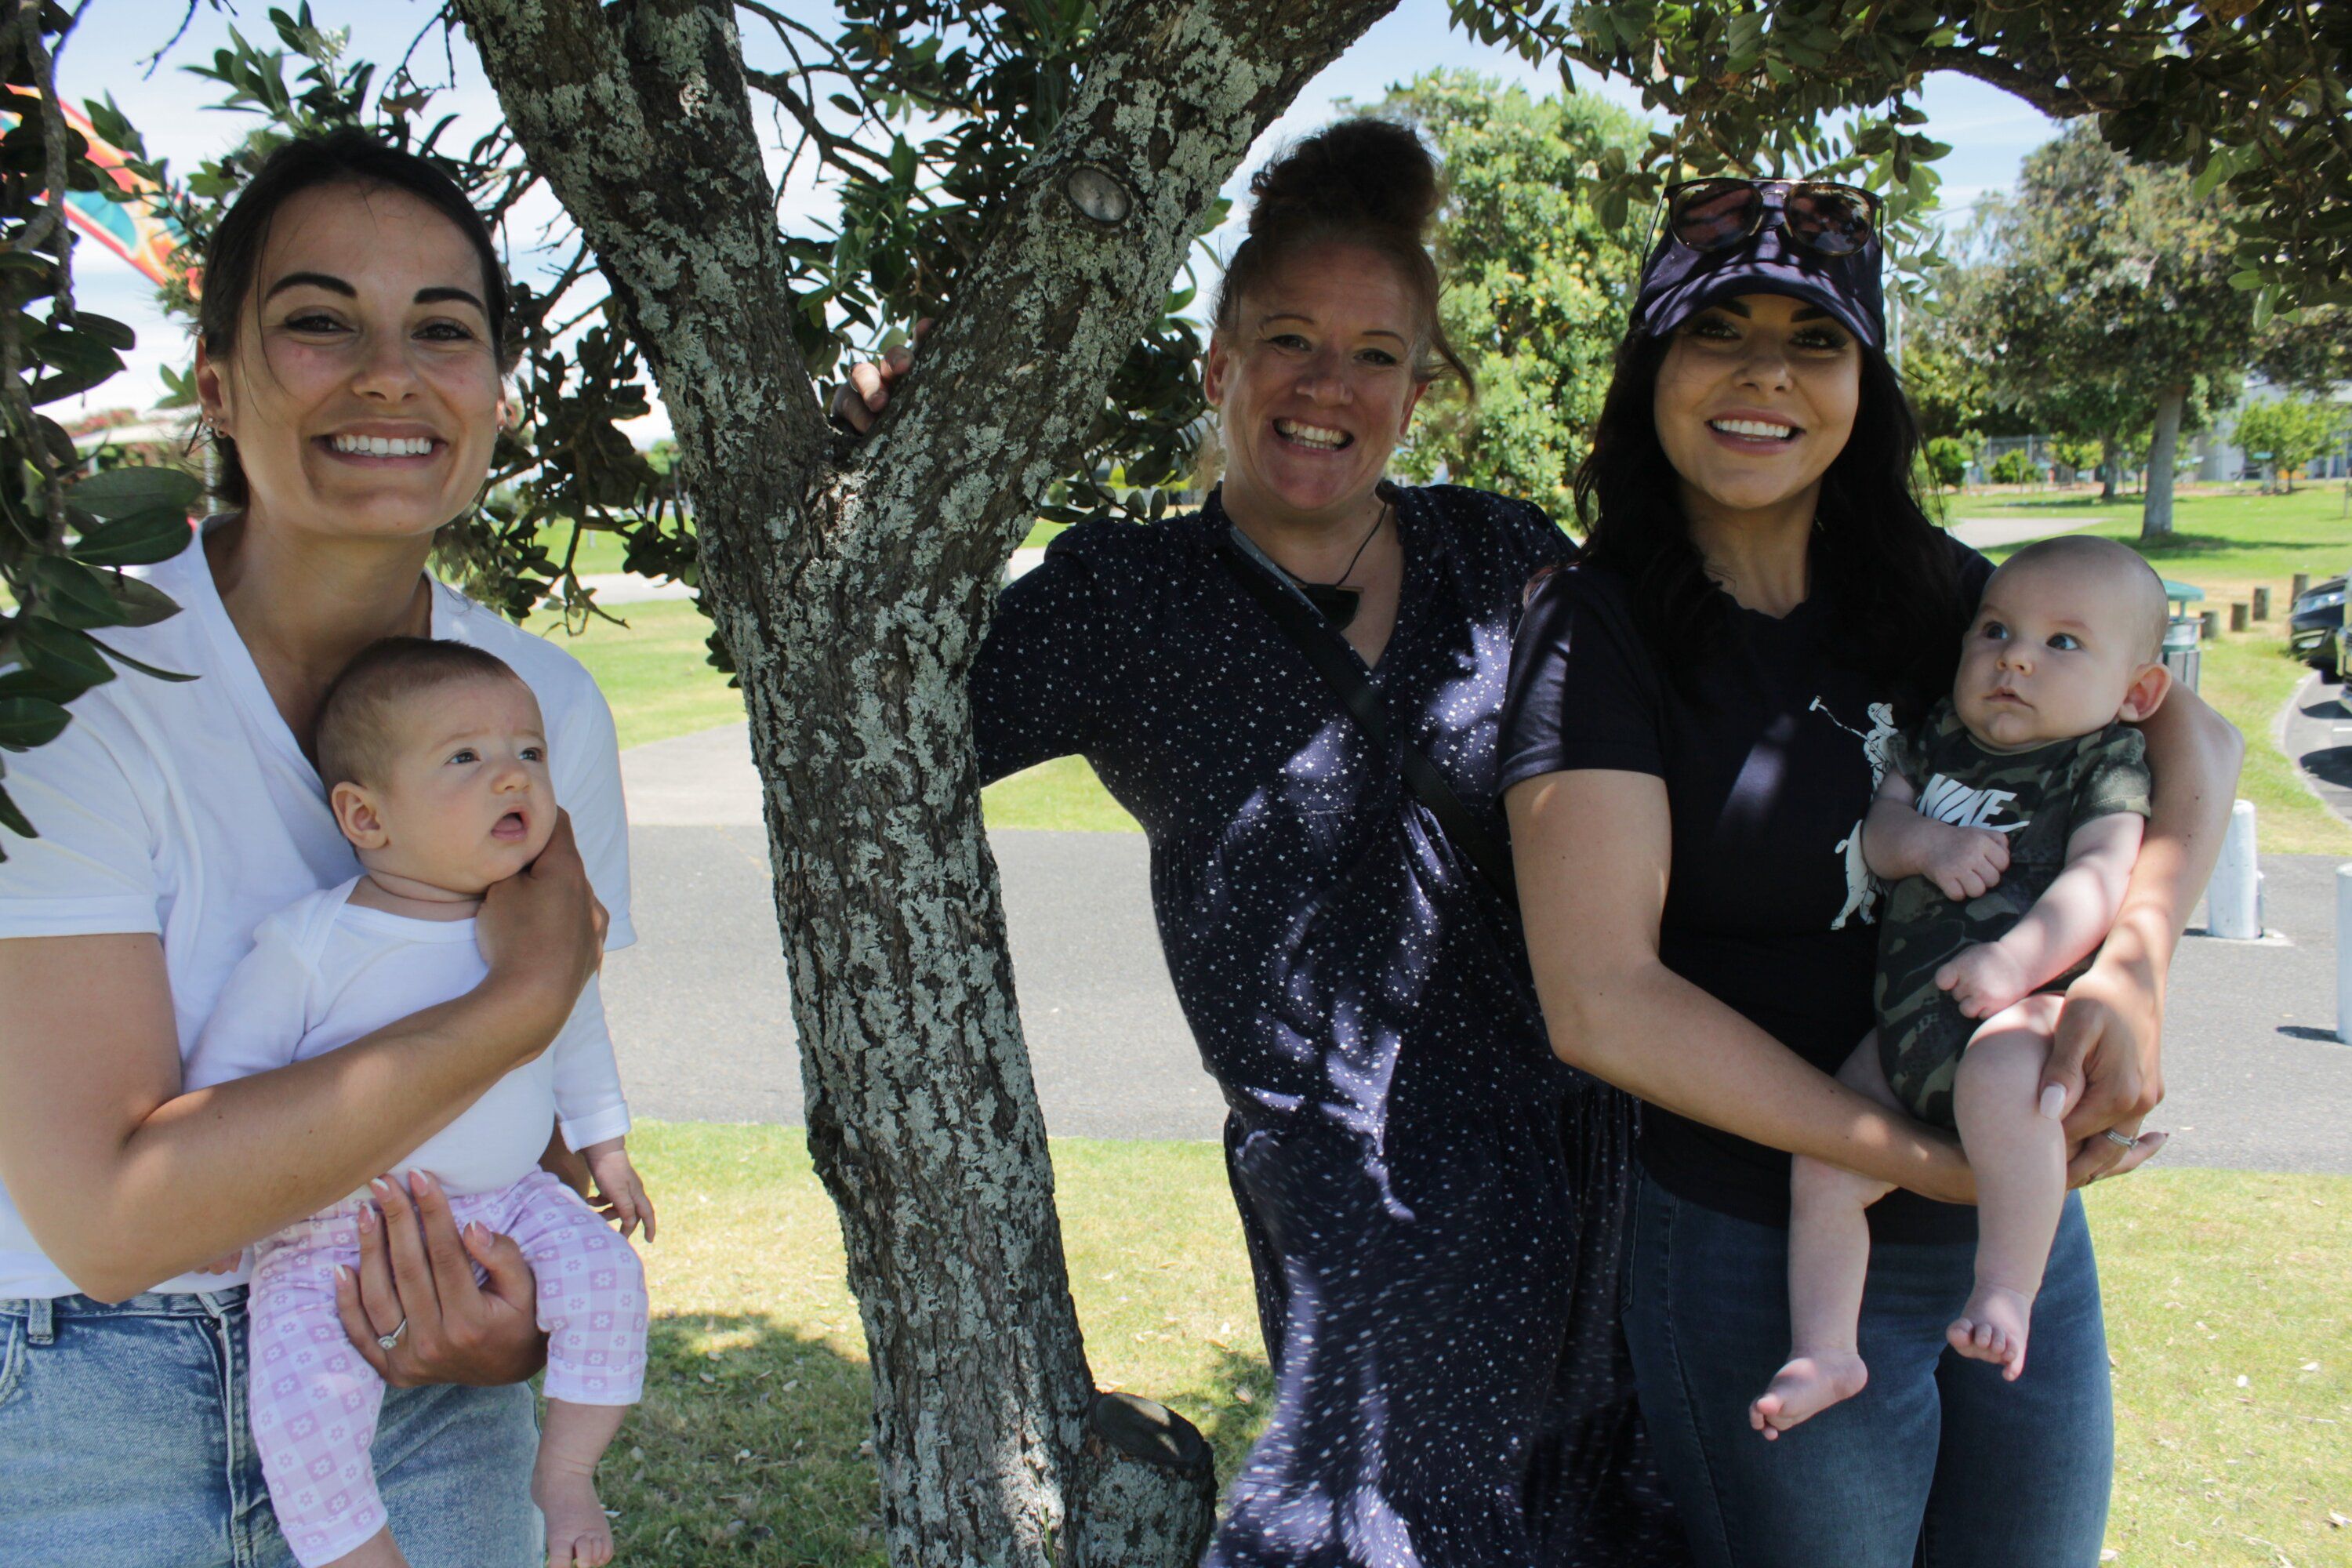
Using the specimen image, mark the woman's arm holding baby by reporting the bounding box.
[0,817,604,1304]
[2047,684,2242,1167]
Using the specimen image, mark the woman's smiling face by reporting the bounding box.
[1653,291,1861,521]
[197,180,505,545]
[1203,239,1428,528]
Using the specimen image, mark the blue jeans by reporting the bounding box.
[0,1289,543,1568]
[1621,1177,2112,1568]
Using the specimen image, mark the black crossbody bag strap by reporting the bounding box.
[1221,527,1519,906]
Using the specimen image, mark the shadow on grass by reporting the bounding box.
[2120,533,2323,558]
[1976,494,2128,512]
[607,1313,1279,1565]
[607,1313,884,1566]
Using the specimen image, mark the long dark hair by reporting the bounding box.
[1573,327,1963,712]
[199,129,513,510]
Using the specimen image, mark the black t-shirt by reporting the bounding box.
[1498,540,1994,1242]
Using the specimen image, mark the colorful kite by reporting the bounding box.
[0,102,185,288]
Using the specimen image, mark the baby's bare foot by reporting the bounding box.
[1748,1351,1868,1439]
[532,1456,613,1568]
[1947,1283,2034,1380]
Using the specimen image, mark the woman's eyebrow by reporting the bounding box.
[260,274,485,313]
[1258,310,1405,344]
[264,270,354,299]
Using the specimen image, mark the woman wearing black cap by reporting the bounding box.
[1500,180,2240,1566]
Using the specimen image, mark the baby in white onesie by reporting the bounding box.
[187,637,652,1568]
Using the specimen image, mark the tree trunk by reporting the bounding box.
[2100,430,2119,501]
[2142,383,2187,540]
[453,0,1396,1561]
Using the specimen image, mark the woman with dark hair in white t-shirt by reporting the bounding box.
[0,132,619,1568]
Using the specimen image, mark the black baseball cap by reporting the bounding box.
[1633,202,1886,350]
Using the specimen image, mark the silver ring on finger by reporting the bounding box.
[376,1316,408,1352]
[2102,1129,2138,1149]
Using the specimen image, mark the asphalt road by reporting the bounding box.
[2280,671,2352,825]
[601,809,2352,1175]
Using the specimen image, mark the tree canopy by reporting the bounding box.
[1382,69,1647,518]
[1940,121,2250,535]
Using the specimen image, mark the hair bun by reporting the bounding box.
[1247,118,1439,243]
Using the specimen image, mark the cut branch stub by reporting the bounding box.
[1062,164,1135,226]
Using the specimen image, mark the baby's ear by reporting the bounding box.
[2118,659,2172,724]
[332,781,388,850]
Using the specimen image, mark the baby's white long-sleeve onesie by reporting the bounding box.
[185,876,629,1196]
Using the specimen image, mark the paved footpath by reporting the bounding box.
[606,724,2352,1175]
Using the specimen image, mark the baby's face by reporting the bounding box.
[358,676,557,895]
[1955,558,2158,751]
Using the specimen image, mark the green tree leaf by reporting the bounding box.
[70,466,203,521]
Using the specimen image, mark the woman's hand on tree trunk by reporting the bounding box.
[828,318,934,434]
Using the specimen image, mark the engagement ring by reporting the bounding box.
[2102,1129,2137,1149]
[376,1317,408,1352]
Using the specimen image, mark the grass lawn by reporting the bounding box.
[609,1123,2349,1566]
[535,519,1066,578]
[1965,483,2352,605]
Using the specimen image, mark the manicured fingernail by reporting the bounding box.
[371,1177,393,1198]
[2038,1085,2066,1120]
[358,1204,376,1231]
[335,1264,350,1283]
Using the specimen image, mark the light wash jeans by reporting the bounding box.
[1621,1176,2114,1568]
[0,1287,543,1568]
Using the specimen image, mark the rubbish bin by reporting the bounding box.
[2162,614,2201,693]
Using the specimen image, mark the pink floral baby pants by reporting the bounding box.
[248,1168,648,1566]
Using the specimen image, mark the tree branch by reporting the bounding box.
[453,0,835,495]
[1919,44,2098,118]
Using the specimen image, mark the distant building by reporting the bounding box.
[2195,378,2352,483]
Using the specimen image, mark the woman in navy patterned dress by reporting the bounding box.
[844,121,1683,1566]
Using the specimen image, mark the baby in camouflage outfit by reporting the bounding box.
[1751,535,2174,1437]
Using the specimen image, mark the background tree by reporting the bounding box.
[1380,68,1646,517]
[9,1,2350,1561]
[1950,122,2250,538]
[2233,394,2345,492]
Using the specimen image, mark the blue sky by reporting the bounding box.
[58,0,2063,434]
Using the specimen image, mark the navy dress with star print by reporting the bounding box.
[972,483,1688,1567]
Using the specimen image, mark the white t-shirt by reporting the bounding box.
[0,525,635,1299]
[185,878,629,1200]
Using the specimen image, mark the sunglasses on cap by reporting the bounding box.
[1664,179,1881,258]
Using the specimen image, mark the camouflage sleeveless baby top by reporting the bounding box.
[1875,699,2151,1127]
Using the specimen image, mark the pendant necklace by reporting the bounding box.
[1287,498,1391,630]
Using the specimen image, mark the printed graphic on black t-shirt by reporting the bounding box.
[1807,695,1904,930]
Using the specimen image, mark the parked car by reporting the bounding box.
[2290,574,2347,677]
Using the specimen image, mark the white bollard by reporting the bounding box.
[2339,866,2352,1044]
[2207,799,2262,939]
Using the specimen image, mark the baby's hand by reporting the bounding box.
[583,1140,656,1242]
[1936,942,2031,1020]
[1920,823,2010,903]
